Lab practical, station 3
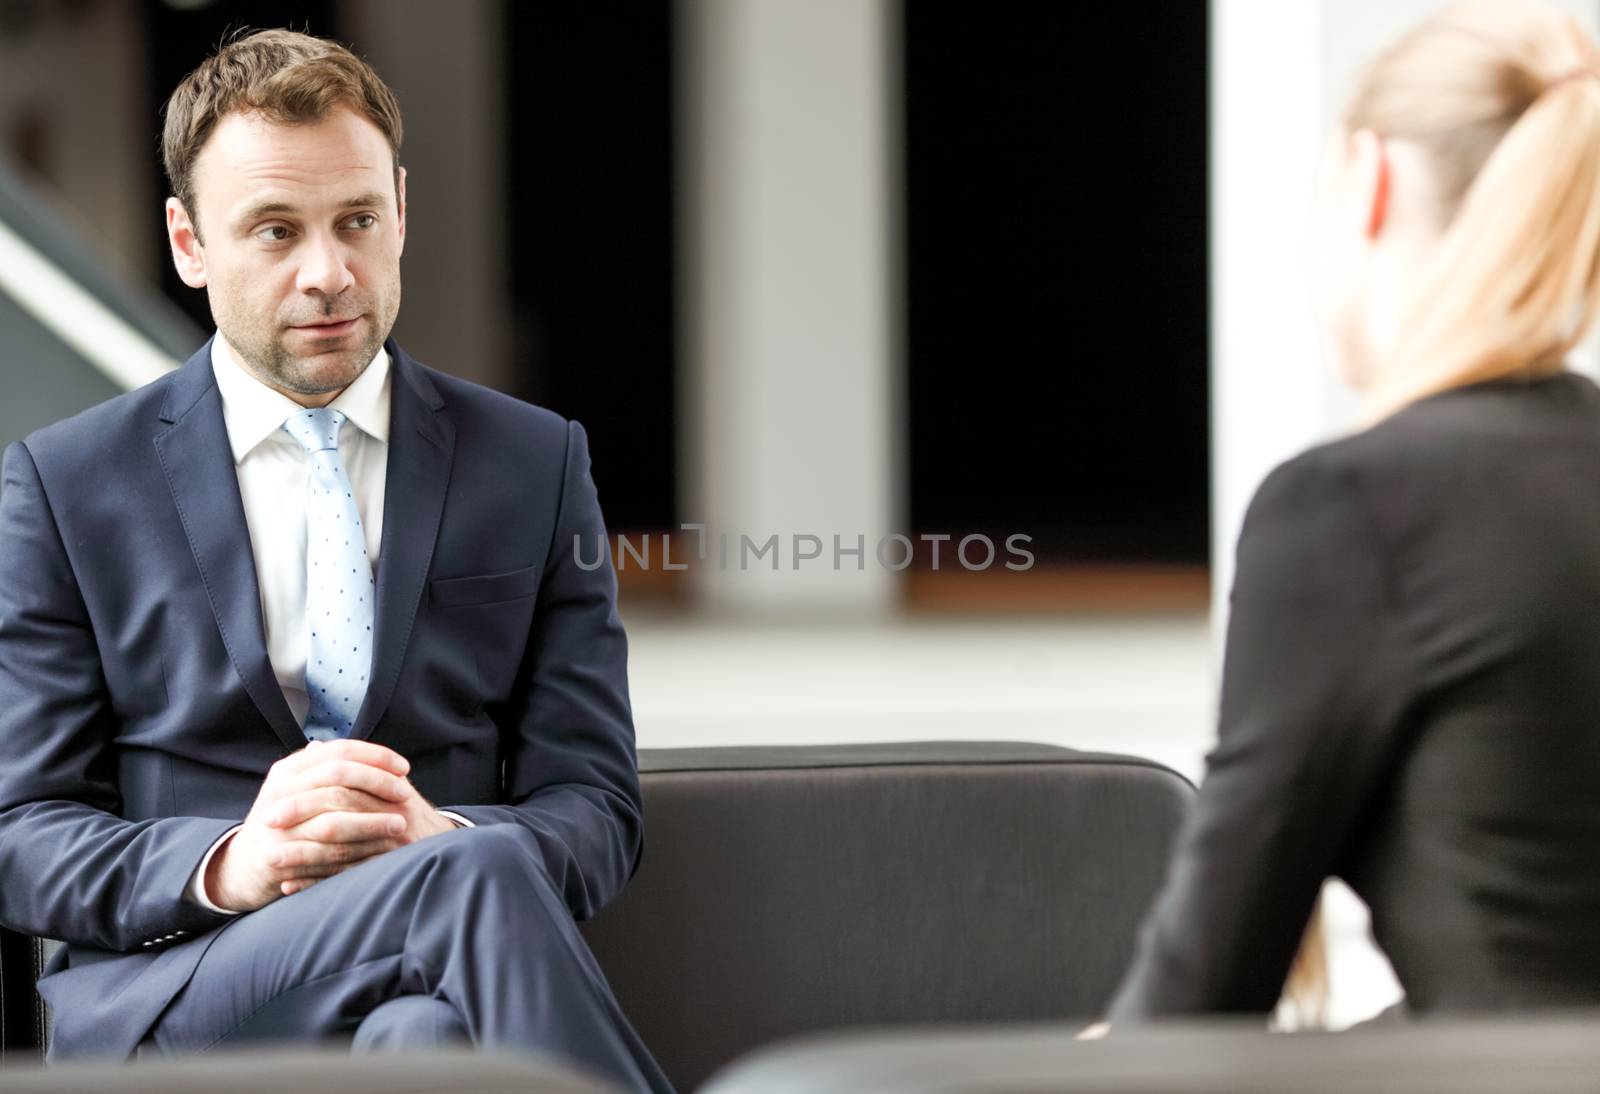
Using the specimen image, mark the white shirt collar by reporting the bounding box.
[210,334,392,464]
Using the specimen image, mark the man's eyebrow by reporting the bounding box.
[233,192,389,228]
[338,191,389,211]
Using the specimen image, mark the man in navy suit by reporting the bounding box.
[0,28,670,1092]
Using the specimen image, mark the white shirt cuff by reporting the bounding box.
[437,810,474,828]
[185,824,245,914]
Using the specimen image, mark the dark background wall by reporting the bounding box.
[902,2,1210,565]
[504,3,678,533]
[5,0,1208,573]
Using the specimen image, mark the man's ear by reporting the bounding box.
[395,165,407,257]
[166,197,207,289]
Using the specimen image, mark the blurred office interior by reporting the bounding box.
[6,0,1598,1030]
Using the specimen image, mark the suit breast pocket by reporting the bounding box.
[428,564,541,607]
[426,564,542,704]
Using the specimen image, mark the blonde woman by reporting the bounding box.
[1106,0,1600,1026]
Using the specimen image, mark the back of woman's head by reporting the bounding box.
[1344,0,1600,413]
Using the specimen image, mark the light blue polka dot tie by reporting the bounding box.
[281,407,374,741]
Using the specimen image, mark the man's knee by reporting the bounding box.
[411,823,558,903]
[430,821,542,870]
[352,994,469,1052]
[396,824,570,960]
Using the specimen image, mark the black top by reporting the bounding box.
[1109,369,1600,1019]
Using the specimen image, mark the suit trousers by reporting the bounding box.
[124,823,671,1092]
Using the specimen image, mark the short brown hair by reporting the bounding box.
[161,28,403,238]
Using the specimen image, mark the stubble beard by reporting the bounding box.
[217,284,400,397]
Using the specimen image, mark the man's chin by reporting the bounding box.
[277,345,376,394]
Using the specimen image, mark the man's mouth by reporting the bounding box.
[292,316,362,337]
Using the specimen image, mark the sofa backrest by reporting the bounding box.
[579,741,1193,1092]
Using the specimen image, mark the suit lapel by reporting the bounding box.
[349,340,455,742]
[154,337,305,753]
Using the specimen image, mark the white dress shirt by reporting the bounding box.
[185,335,471,915]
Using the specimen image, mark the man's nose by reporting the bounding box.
[295,232,356,297]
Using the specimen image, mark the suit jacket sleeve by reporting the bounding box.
[0,441,241,951]
[440,420,643,921]
[1106,449,1416,1020]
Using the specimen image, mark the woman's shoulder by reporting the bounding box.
[1262,371,1600,493]
[1244,433,1372,531]
[1368,368,1600,452]
[1244,369,1600,545]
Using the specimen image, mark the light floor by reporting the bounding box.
[623,609,1404,1030]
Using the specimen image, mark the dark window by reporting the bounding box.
[902,2,1209,566]
[504,3,678,533]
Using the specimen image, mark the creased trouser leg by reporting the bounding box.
[141,825,672,1092]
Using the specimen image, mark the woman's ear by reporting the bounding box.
[166,197,207,289]
[1348,128,1391,240]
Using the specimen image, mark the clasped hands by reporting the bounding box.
[204,738,460,913]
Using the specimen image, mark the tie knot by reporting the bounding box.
[281,407,347,454]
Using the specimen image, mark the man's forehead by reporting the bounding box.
[194,108,392,212]
[204,107,389,163]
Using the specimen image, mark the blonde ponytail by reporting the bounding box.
[1343,0,1600,418]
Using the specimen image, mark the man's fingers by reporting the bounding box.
[274,738,410,779]
[288,837,402,878]
[266,834,401,873]
[274,759,412,807]
[264,785,395,829]
[278,861,347,881]
[276,807,405,844]
[277,852,391,883]
[277,807,404,845]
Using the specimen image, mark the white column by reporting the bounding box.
[1209,0,1329,636]
[677,0,899,616]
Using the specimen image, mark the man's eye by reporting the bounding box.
[347,213,377,230]
[255,225,292,243]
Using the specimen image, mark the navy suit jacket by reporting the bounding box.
[0,336,642,1060]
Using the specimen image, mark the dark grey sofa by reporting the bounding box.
[0,740,1194,1090]
[699,1012,1600,1093]
[0,1046,612,1092]
[582,741,1192,1089]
